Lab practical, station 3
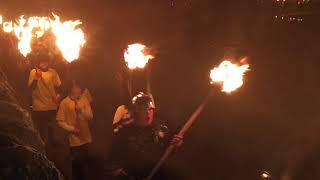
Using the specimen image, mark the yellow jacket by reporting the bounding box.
[28,68,61,111]
[56,95,93,147]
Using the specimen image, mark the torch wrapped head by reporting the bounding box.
[210,60,249,93]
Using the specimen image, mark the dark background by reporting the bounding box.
[1,0,320,179]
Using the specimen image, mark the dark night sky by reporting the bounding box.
[1,0,320,179]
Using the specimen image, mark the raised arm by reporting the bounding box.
[78,100,93,121]
[28,69,39,90]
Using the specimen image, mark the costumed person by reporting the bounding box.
[28,53,61,149]
[109,92,183,179]
[56,81,94,180]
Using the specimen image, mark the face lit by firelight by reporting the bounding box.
[135,107,155,127]
[38,61,49,71]
[70,86,82,100]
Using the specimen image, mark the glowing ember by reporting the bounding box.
[261,171,271,179]
[210,60,249,93]
[124,43,154,69]
[0,13,85,62]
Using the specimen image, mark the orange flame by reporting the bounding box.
[124,43,154,69]
[3,21,13,32]
[210,60,249,93]
[50,14,85,62]
[14,16,34,57]
[0,13,85,62]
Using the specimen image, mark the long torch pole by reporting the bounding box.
[146,67,155,107]
[146,90,213,180]
[127,70,133,98]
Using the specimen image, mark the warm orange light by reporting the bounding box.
[124,43,154,69]
[0,13,85,62]
[3,21,13,32]
[210,60,249,93]
[50,14,85,62]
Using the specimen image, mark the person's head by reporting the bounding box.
[36,51,50,71]
[70,81,83,100]
[132,93,155,127]
[38,59,49,71]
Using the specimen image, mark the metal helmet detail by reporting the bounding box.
[131,92,155,109]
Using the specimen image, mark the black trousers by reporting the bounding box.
[71,143,94,180]
[33,110,72,180]
[32,110,57,146]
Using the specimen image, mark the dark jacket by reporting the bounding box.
[110,118,169,179]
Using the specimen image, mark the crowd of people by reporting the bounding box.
[28,57,183,180]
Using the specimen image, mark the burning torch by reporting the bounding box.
[124,43,154,101]
[146,58,250,180]
[0,13,85,62]
[0,13,86,104]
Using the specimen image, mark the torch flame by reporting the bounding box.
[124,43,154,69]
[50,14,85,62]
[0,15,2,25]
[210,60,249,93]
[3,21,13,32]
[0,13,85,62]
[14,16,33,57]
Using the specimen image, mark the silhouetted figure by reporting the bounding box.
[109,92,183,179]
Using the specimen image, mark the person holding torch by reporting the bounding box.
[28,52,62,149]
[146,59,250,180]
[56,81,94,180]
[113,43,155,125]
[109,92,183,180]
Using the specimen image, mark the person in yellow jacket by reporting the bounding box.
[28,58,61,146]
[56,82,93,180]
